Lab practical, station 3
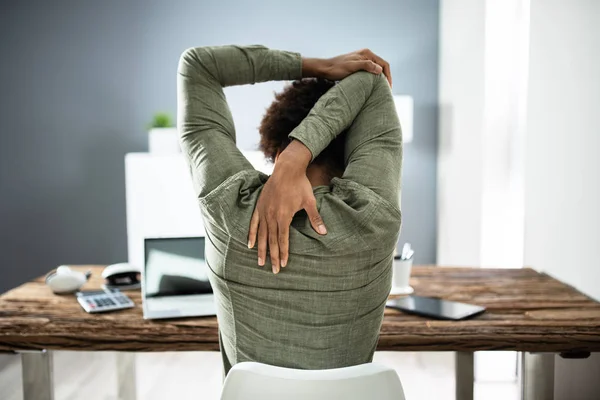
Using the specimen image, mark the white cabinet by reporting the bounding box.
[125,151,271,268]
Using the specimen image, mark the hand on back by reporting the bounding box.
[248,49,391,273]
[248,141,325,273]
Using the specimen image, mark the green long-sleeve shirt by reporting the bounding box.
[177,45,402,375]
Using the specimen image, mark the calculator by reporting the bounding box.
[76,288,135,313]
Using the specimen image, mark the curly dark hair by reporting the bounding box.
[259,78,346,175]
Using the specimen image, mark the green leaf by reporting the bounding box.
[148,112,174,129]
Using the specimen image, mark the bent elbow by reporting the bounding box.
[178,47,201,76]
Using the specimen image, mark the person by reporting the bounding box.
[177,45,402,376]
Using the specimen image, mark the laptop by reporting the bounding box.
[142,236,216,319]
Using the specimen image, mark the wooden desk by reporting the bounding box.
[1,266,599,400]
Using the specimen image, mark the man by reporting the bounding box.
[177,45,402,375]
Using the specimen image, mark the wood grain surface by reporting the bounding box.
[1,266,599,353]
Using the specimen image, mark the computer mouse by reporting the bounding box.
[46,266,91,294]
[102,263,141,290]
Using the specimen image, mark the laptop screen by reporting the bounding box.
[143,237,212,298]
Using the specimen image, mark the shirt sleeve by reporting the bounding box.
[288,72,402,208]
[177,45,302,199]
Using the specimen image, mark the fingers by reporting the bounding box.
[255,213,286,274]
[355,60,383,75]
[359,48,392,87]
[304,198,327,235]
[278,220,290,268]
[257,216,268,267]
[382,63,392,87]
[267,217,280,274]
[370,53,392,86]
[248,209,259,248]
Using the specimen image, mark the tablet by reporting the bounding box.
[386,295,486,320]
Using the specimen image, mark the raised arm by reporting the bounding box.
[288,71,402,206]
[177,45,302,198]
[247,49,398,273]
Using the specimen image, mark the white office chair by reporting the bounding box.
[220,362,406,400]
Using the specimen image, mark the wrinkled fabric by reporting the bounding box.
[177,45,402,376]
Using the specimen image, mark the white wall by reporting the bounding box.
[437,0,485,266]
[439,0,600,395]
[525,0,600,301]
[438,0,527,268]
[480,0,529,268]
[525,0,600,398]
[437,0,527,383]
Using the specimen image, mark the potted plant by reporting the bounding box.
[148,112,179,153]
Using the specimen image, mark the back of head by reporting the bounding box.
[259,78,346,176]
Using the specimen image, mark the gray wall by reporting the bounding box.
[0,0,439,293]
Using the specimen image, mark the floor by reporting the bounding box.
[0,351,519,400]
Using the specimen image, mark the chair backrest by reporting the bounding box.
[220,362,406,400]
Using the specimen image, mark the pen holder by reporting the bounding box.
[390,256,414,295]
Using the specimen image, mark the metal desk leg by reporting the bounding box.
[521,352,555,400]
[456,351,474,400]
[116,352,137,400]
[21,350,54,400]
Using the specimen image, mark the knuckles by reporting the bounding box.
[304,198,317,208]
